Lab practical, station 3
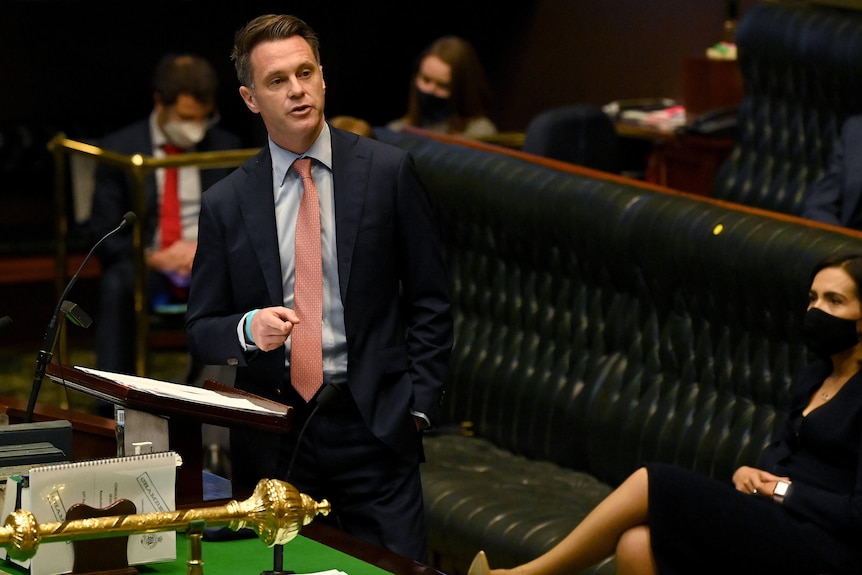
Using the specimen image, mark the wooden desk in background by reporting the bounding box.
[615,121,736,197]
[620,56,741,196]
[480,125,735,198]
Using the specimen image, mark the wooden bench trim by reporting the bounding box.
[0,253,101,285]
[400,126,862,241]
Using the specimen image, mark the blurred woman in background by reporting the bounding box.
[388,36,497,138]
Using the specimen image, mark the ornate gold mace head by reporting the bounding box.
[228,477,329,546]
[0,478,330,561]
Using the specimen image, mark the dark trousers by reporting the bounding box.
[231,384,428,563]
[95,258,136,374]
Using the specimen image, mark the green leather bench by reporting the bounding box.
[376,128,862,575]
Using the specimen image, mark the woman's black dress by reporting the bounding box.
[647,360,862,575]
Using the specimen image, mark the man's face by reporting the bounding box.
[239,36,326,154]
[155,93,215,148]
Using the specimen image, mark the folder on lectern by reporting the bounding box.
[44,363,293,506]
[27,450,180,575]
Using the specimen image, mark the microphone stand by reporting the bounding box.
[24,212,136,423]
[263,384,340,575]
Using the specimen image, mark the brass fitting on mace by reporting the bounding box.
[0,478,330,562]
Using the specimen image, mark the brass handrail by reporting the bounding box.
[48,134,260,376]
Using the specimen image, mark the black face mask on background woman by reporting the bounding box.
[417,90,453,124]
[803,307,861,358]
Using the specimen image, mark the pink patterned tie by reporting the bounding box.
[291,157,324,402]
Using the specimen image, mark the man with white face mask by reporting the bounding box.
[89,53,241,382]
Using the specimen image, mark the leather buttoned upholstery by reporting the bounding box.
[377,128,862,575]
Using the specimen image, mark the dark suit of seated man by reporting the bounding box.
[800,114,862,229]
[89,53,241,379]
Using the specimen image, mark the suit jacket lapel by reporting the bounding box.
[238,149,284,306]
[331,130,371,302]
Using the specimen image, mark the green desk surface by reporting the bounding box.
[0,532,394,575]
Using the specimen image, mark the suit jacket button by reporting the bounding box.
[227,358,239,366]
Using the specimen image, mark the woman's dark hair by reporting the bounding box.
[811,253,862,295]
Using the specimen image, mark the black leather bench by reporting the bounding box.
[376,128,862,575]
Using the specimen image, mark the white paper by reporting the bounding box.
[73,367,285,416]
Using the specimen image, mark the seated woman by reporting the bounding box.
[387,36,497,138]
[471,253,862,575]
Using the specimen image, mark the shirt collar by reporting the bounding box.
[149,110,169,150]
[270,122,333,185]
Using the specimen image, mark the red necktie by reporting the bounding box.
[291,157,324,402]
[160,144,183,249]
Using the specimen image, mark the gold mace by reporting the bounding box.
[0,478,330,562]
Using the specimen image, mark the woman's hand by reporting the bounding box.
[732,466,790,498]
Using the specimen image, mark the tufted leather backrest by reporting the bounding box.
[380,128,862,487]
[712,2,862,215]
[522,104,621,173]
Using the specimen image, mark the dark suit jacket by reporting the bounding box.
[800,114,862,229]
[89,118,242,267]
[185,126,453,460]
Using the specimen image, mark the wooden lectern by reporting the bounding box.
[45,363,292,507]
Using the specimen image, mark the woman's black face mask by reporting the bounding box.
[803,307,861,358]
[417,90,452,124]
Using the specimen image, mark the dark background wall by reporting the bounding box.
[0,0,760,257]
[2,0,759,143]
[0,0,778,345]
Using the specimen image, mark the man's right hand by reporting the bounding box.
[250,306,300,351]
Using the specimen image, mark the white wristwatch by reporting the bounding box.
[773,480,791,504]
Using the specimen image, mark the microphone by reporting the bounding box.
[60,301,92,328]
[266,383,342,575]
[0,316,11,331]
[281,383,341,481]
[24,211,137,423]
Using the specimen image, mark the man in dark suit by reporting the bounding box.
[801,114,862,228]
[185,15,453,562]
[89,54,241,378]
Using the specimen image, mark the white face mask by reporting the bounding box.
[162,120,207,149]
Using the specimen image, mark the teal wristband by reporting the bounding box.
[244,309,260,345]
